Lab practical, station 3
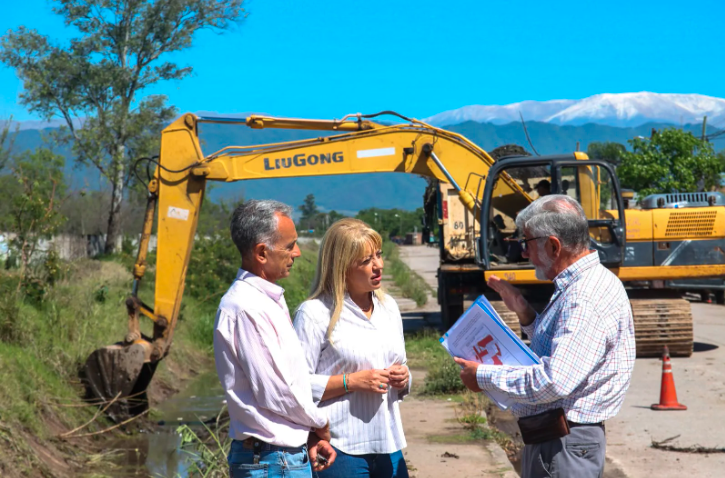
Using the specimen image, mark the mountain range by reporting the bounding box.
[424,92,725,128]
[9,92,725,214]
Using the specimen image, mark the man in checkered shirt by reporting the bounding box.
[456,194,636,478]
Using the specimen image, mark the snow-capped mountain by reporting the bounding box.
[424,92,725,128]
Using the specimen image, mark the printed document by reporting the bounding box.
[440,296,540,409]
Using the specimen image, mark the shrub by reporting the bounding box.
[422,359,466,395]
[0,287,23,344]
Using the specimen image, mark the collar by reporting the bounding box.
[344,292,378,316]
[552,251,600,292]
[236,268,285,302]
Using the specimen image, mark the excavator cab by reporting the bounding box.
[479,154,626,272]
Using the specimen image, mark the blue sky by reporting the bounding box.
[2,0,724,122]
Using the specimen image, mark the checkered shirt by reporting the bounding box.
[476,252,636,423]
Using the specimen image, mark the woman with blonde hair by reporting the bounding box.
[293,218,410,478]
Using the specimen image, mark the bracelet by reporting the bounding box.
[343,373,349,393]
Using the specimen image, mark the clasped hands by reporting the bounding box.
[347,365,409,393]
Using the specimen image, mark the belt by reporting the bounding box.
[568,421,605,431]
[239,437,306,453]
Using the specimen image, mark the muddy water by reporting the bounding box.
[105,372,226,477]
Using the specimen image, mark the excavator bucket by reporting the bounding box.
[82,342,158,423]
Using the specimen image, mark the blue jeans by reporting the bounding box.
[228,439,311,478]
[315,447,408,478]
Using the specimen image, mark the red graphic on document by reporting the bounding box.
[473,335,503,365]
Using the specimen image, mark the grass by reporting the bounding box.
[383,241,431,307]
[0,261,133,432]
[0,260,152,474]
[176,413,231,478]
[0,255,216,473]
[279,242,319,313]
[427,392,506,446]
[404,329,467,396]
[405,329,450,369]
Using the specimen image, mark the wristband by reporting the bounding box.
[343,373,349,393]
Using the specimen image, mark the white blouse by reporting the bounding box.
[293,293,410,455]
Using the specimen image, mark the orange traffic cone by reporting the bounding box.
[651,346,687,411]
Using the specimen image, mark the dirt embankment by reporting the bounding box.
[0,261,214,478]
[1,349,212,478]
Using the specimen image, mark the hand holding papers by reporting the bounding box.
[440,295,540,409]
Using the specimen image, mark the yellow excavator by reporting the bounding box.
[83,112,725,420]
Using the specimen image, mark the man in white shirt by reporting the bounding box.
[214,199,336,478]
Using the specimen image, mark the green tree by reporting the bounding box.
[617,128,722,198]
[299,194,319,219]
[587,141,626,166]
[356,208,424,238]
[0,117,18,172]
[327,210,346,224]
[5,149,67,279]
[298,194,319,231]
[1,0,246,254]
[196,197,244,237]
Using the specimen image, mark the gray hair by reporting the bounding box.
[515,194,590,253]
[230,200,294,258]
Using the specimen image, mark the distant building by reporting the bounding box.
[405,232,423,246]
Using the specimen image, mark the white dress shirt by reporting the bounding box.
[213,269,328,447]
[293,293,410,455]
[476,252,636,423]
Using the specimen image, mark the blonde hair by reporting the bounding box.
[308,218,385,341]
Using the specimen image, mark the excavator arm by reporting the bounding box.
[150,113,526,357]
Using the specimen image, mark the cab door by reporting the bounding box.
[555,160,626,266]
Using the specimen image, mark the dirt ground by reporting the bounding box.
[605,302,725,478]
[400,371,517,478]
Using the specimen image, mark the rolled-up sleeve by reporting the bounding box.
[293,309,331,404]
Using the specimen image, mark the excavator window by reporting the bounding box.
[487,165,552,266]
[560,165,620,244]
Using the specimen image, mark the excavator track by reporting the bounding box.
[630,298,693,357]
[490,297,694,358]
